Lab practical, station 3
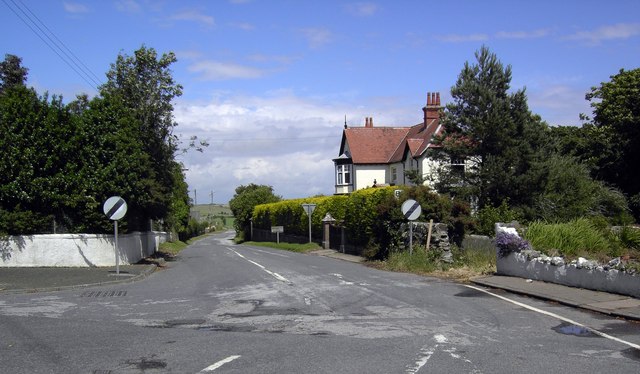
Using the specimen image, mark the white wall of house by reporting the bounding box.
[1,231,169,267]
[354,165,387,190]
[420,156,442,188]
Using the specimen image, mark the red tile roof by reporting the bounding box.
[339,119,442,164]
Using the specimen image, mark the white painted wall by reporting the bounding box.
[354,165,387,190]
[1,231,169,267]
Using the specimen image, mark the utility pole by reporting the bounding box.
[194,189,197,205]
[210,190,214,205]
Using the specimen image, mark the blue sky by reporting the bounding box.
[2,0,639,204]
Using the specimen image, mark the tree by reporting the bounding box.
[99,45,185,228]
[0,85,77,233]
[0,54,28,93]
[432,46,550,214]
[583,68,640,220]
[229,184,281,240]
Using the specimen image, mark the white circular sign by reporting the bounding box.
[401,199,422,221]
[103,196,128,221]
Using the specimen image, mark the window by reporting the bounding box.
[391,167,397,182]
[336,164,351,185]
[450,157,465,180]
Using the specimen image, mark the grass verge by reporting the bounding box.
[375,245,496,282]
[158,233,212,256]
[243,241,321,253]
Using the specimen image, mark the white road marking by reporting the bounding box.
[226,247,290,283]
[407,334,479,373]
[465,284,640,350]
[199,355,241,372]
[246,247,290,258]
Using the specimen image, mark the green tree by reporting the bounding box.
[0,85,77,233]
[432,46,549,214]
[229,184,281,240]
[0,54,28,93]
[99,45,185,229]
[583,68,640,219]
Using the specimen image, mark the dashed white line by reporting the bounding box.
[464,284,640,350]
[226,247,290,283]
[199,355,241,372]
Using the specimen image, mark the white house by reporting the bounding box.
[333,92,445,194]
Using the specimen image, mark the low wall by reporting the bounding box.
[496,251,640,299]
[0,231,169,267]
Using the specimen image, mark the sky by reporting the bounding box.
[2,0,639,205]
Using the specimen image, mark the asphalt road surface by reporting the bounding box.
[1,231,639,373]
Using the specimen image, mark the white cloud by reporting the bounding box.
[173,90,432,203]
[345,2,379,17]
[527,84,591,126]
[435,33,488,43]
[170,10,215,28]
[565,23,640,45]
[115,0,141,13]
[188,60,266,80]
[230,22,255,31]
[63,2,89,14]
[495,29,551,39]
[299,27,333,48]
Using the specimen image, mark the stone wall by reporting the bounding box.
[494,222,640,298]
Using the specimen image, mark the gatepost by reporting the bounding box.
[322,213,335,249]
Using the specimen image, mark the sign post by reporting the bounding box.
[301,203,317,243]
[271,226,284,244]
[103,196,128,275]
[401,199,422,255]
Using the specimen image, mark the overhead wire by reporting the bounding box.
[2,0,102,91]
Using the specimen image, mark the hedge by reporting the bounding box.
[252,185,472,259]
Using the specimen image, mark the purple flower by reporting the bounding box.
[496,231,531,257]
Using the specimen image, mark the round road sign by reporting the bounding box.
[103,196,127,221]
[401,199,422,221]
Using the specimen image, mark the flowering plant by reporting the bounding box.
[495,231,531,257]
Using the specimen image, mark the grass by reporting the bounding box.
[379,244,496,282]
[243,241,321,253]
[158,233,212,256]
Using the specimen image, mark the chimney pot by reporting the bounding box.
[370,117,373,127]
[436,92,440,106]
[427,92,431,106]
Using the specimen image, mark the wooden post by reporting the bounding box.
[426,219,433,251]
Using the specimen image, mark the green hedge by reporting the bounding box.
[253,186,472,259]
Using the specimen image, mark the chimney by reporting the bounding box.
[423,92,441,129]
[365,117,374,128]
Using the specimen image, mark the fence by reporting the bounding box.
[251,226,363,256]
[251,228,312,245]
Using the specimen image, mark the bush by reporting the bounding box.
[475,201,521,236]
[177,217,207,242]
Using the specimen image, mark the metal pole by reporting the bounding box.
[114,221,120,275]
[409,222,413,255]
[308,214,312,243]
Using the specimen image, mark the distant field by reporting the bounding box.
[190,204,235,228]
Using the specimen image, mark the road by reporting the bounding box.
[1,231,639,373]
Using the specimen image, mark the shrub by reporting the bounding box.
[475,200,521,236]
